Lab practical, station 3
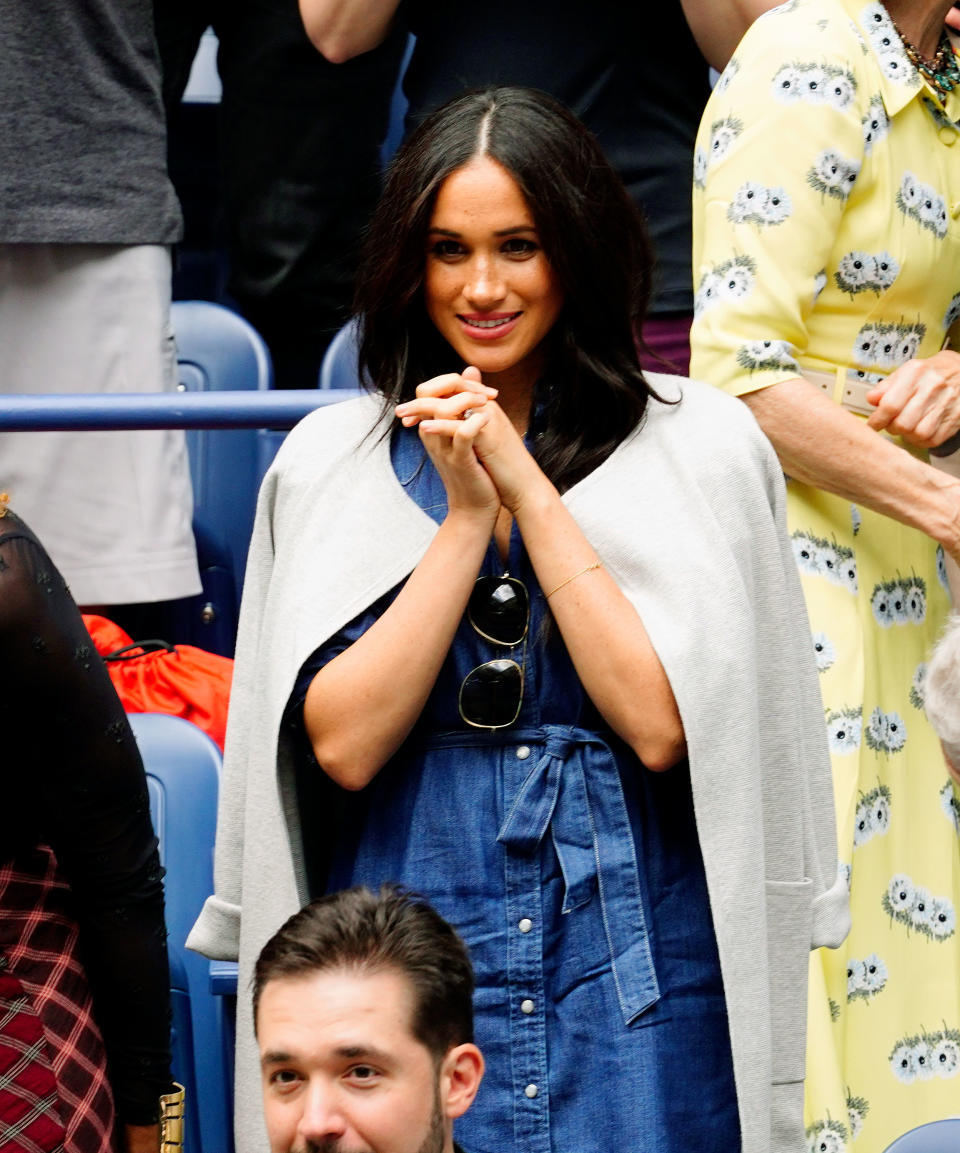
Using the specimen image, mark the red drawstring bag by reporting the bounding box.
[83,615,233,751]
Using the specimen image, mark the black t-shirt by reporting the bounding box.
[399,0,711,314]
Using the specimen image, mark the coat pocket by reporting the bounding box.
[766,877,813,1085]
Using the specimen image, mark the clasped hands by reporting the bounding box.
[395,366,541,517]
[866,350,960,450]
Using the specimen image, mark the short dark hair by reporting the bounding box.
[253,886,475,1059]
[356,85,661,493]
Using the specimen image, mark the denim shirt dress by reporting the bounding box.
[290,424,739,1153]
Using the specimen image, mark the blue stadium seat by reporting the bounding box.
[883,1119,960,1152]
[379,34,414,169]
[172,301,274,654]
[132,712,233,1153]
[318,315,362,390]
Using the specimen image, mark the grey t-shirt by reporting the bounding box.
[0,0,182,244]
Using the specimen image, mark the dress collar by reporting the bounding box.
[841,0,936,116]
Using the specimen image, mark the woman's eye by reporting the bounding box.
[502,237,537,256]
[269,1069,302,1089]
[430,240,465,259]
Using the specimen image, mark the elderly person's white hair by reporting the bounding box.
[925,615,960,785]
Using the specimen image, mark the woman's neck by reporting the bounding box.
[883,1,955,58]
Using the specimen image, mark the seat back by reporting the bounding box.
[132,712,233,1153]
[379,34,414,169]
[318,316,362,390]
[883,1118,960,1152]
[172,301,273,620]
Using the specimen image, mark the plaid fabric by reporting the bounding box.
[0,848,117,1153]
[0,966,64,1153]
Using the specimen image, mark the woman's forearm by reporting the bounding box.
[123,1124,159,1153]
[303,510,494,789]
[741,377,960,560]
[513,477,686,771]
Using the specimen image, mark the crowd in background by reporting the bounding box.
[1,2,960,1152]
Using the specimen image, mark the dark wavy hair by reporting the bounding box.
[355,86,660,493]
[253,886,474,1060]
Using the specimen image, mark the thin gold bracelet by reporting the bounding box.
[544,559,603,600]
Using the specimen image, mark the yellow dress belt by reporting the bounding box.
[801,366,877,417]
[801,365,960,458]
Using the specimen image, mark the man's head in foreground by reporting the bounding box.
[254,886,484,1153]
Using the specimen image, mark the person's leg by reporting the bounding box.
[0,243,199,606]
[153,0,214,118]
[214,0,406,387]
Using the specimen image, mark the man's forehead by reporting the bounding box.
[257,965,420,1054]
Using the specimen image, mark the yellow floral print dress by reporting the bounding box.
[690,2,960,1150]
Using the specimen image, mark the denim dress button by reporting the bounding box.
[520,999,535,1014]
[516,745,531,759]
[524,1083,539,1099]
[518,917,532,933]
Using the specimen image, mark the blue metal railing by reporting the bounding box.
[0,389,364,431]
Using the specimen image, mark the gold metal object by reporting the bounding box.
[159,1083,186,1151]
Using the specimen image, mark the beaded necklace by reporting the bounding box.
[890,18,960,98]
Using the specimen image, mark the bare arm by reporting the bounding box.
[298,0,400,61]
[303,375,499,789]
[123,1125,160,1153]
[408,385,686,772]
[679,0,784,69]
[511,473,686,772]
[740,376,960,561]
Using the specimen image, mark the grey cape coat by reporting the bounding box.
[188,376,849,1153]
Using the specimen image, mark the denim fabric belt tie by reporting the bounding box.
[495,723,660,1025]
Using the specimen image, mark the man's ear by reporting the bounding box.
[439,1043,485,1119]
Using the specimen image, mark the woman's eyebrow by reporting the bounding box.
[426,225,537,236]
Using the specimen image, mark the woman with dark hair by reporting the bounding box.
[357,87,656,493]
[190,87,848,1153]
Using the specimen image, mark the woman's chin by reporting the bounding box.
[446,346,545,394]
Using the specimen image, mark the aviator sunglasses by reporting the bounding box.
[458,575,530,729]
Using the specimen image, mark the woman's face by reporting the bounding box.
[424,155,564,394]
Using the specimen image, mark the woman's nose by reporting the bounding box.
[464,256,507,308]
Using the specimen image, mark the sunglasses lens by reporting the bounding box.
[459,659,523,729]
[468,577,529,645]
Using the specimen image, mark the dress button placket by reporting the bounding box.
[503,741,551,1153]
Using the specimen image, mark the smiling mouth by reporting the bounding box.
[457,312,521,329]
